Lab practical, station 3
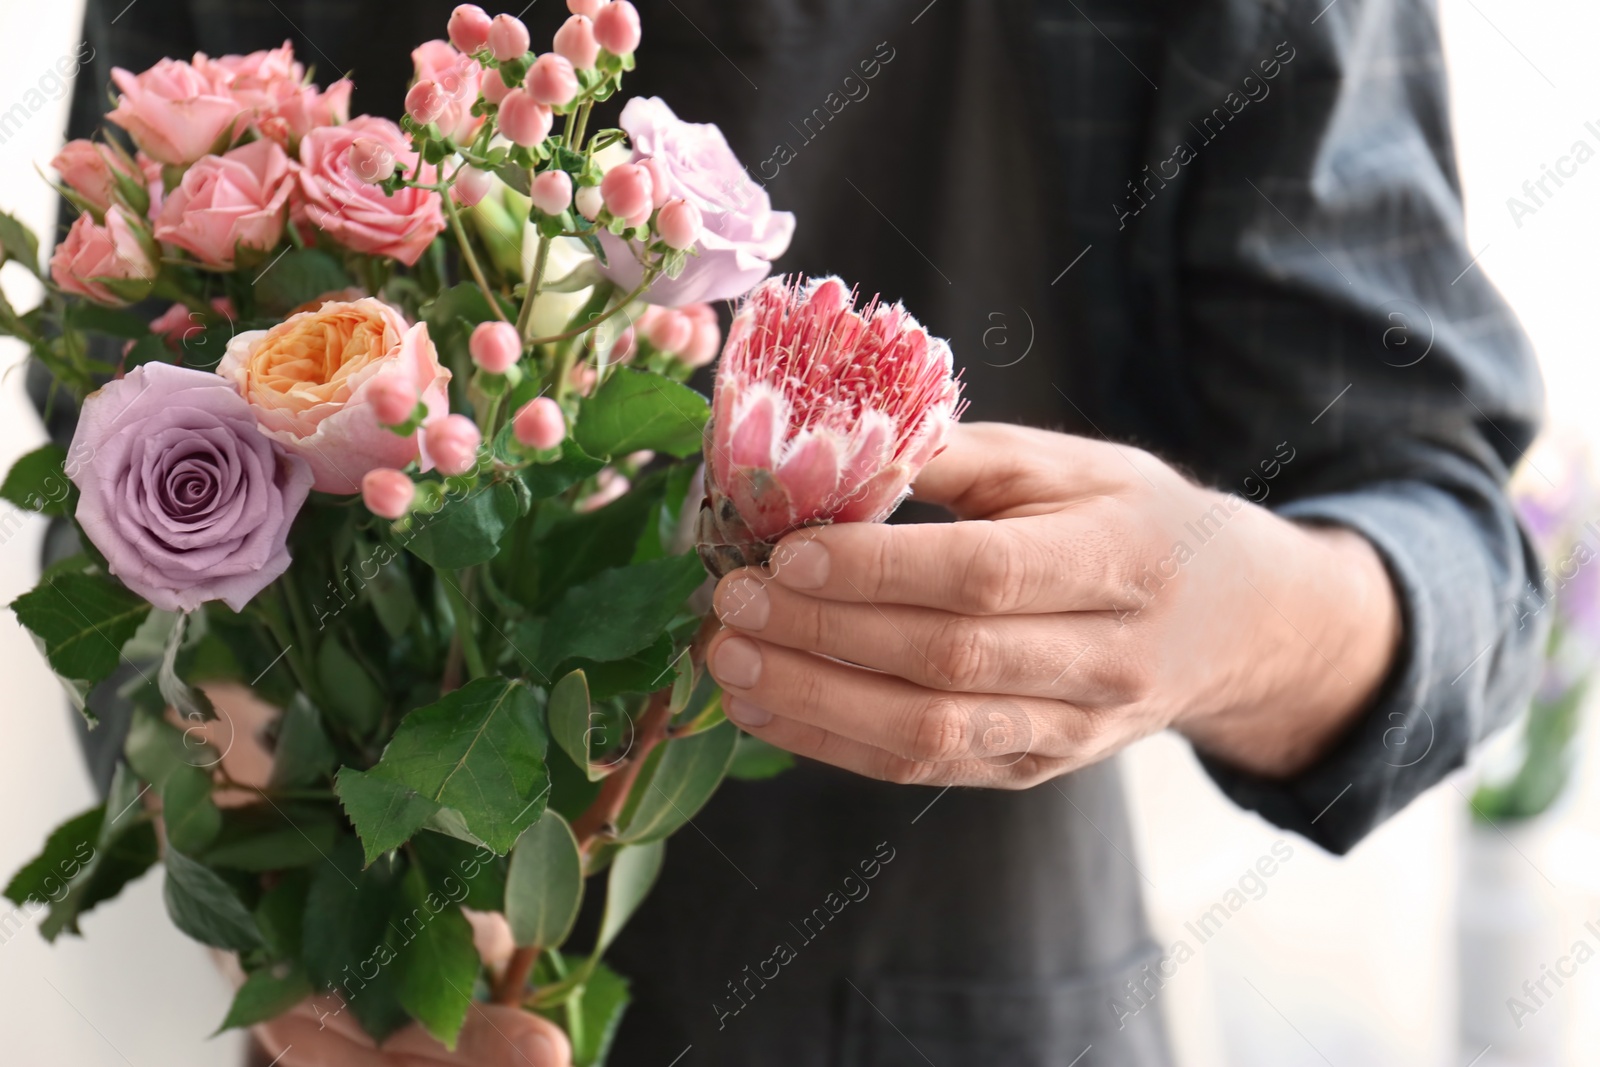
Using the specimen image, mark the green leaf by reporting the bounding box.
[0,443,74,518]
[252,248,353,315]
[548,670,608,782]
[356,677,549,855]
[505,810,582,949]
[617,721,737,844]
[302,839,410,1042]
[575,370,710,460]
[568,963,631,1067]
[532,476,666,610]
[412,832,505,912]
[4,806,101,908]
[217,963,312,1032]
[727,731,796,781]
[159,613,215,722]
[199,803,341,871]
[0,211,41,276]
[594,841,664,956]
[393,866,478,1049]
[125,706,219,791]
[575,634,679,703]
[122,333,173,370]
[163,849,263,952]
[268,695,337,789]
[315,634,384,738]
[11,571,152,696]
[255,871,309,958]
[540,554,707,668]
[68,303,151,340]
[161,765,222,855]
[335,768,442,865]
[403,481,523,569]
[520,438,607,500]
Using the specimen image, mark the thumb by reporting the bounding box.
[909,422,1076,519]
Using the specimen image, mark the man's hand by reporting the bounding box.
[705,422,1402,787]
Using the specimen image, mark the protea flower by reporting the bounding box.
[696,275,965,577]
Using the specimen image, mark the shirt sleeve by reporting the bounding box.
[1151,0,1549,853]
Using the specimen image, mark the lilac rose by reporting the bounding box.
[598,97,795,306]
[70,362,314,612]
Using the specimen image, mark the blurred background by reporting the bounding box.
[2,2,1598,1065]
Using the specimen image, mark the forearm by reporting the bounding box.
[1175,494,1402,778]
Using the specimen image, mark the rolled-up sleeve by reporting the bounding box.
[1149,0,1548,852]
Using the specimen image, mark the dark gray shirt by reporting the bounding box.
[61,0,1545,1063]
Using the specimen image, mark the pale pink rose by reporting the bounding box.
[51,140,139,213]
[217,298,453,494]
[196,42,352,147]
[411,40,484,144]
[107,57,246,165]
[154,140,294,269]
[296,116,445,266]
[136,153,166,215]
[49,207,158,307]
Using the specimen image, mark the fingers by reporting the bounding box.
[714,571,1126,701]
[908,422,1133,519]
[766,512,1137,615]
[255,996,571,1067]
[705,627,1075,765]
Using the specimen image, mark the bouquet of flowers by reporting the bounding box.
[0,2,963,1059]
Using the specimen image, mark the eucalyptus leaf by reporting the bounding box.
[616,721,737,845]
[505,810,582,949]
[594,841,664,956]
[549,670,609,782]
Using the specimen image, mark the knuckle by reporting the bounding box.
[790,661,828,718]
[928,616,999,691]
[907,697,973,763]
[957,526,1024,615]
[878,752,938,786]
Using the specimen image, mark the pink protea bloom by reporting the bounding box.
[696,275,965,577]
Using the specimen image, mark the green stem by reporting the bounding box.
[443,188,510,324]
[516,234,553,345]
[526,270,659,349]
[255,600,318,702]
[438,569,488,681]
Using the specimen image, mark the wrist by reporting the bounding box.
[1177,496,1402,777]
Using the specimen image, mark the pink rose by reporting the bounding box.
[148,297,236,353]
[598,97,795,306]
[296,116,445,266]
[197,43,353,147]
[411,40,484,144]
[154,140,294,269]
[106,57,246,165]
[49,207,158,307]
[50,140,140,213]
[217,298,452,494]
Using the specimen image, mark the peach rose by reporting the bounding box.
[49,207,158,307]
[106,57,246,165]
[216,298,452,494]
[154,139,294,269]
[296,116,445,266]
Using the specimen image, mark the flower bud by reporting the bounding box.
[530,169,574,215]
[646,308,693,354]
[553,16,601,69]
[526,53,578,106]
[513,396,566,449]
[681,303,721,366]
[480,68,512,104]
[600,162,652,220]
[612,326,637,361]
[470,320,522,374]
[348,137,397,184]
[574,183,604,220]
[369,375,420,425]
[498,89,553,147]
[406,80,448,126]
[362,468,416,519]
[638,156,671,208]
[448,5,494,52]
[425,414,483,477]
[451,165,495,206]
[568,0,604,16]
[594,1,642,55]
[656,198,703,250]
[488,13,532,62]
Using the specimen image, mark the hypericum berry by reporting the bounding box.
[480,68,512,104]
[681,302,721,367]
[362,468,416,519]
[594,1,642,55]
[646,308,693,354]
[448,5,493,53]
[513,396,566,449]
[368,375,419,425]
[600,162,653,220]
[469,320,522,374]
[406,80,448,126]
[526,53,578,106]
[498,89,553,147]
[553,15,601,69]
[530,169,574,215]
[638,157,671,208]
[569,0,604,16]
[451,165,494,206]
[574,183,604,220]
[656,198,703,250]
[488,13,532,62]
[425,414,484,477]
[348,137,397,184]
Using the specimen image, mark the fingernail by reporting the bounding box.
[726,696,773,727]
[712,635,763,689]
[521,1033,559,1067]
[716,574,770,630]
[773,538,828,589]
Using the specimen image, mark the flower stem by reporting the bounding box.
[525,270,659,349]
[516,234,552,345]
[437,568,487,681]
[443,189,510,324]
